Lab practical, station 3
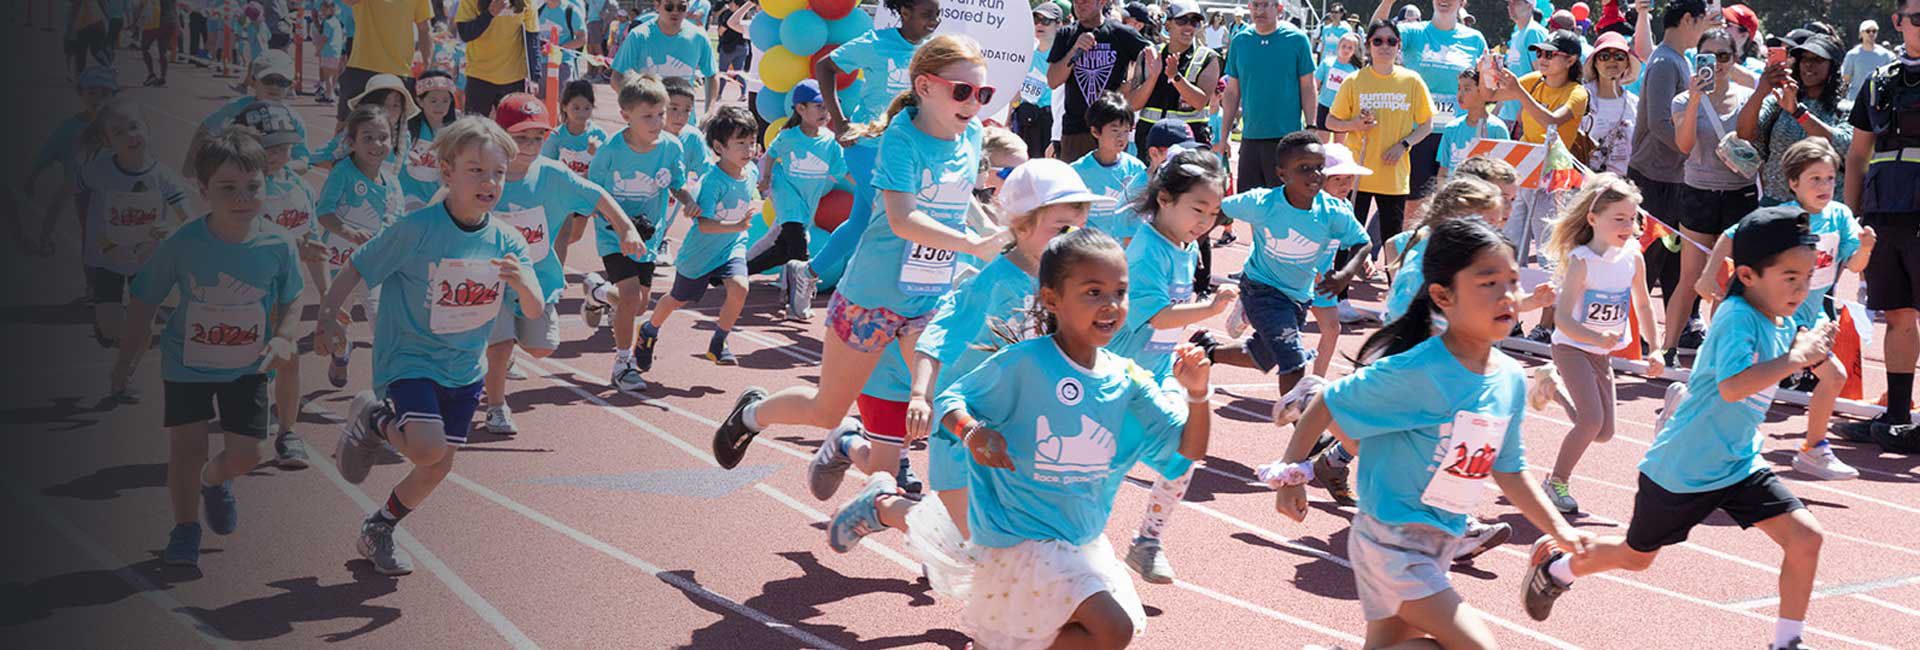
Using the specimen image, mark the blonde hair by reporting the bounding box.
[845,34,987,140]
[982,125,1026,162]
[1422,177,1503,228]
[617,72,669,110]
[432,115,517,166]
[1547,172,1643,268]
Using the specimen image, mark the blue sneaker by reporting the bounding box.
[201,480,237,535]
[827,472,897,553]
[896,456,922,496]
[164,522,202,567]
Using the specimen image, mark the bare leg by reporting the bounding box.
[612,277,649,351]
[484,341,515,409]
[1752,508,1824,622]
[1661,227,1712,351]
[716,277,747,330]
[935,488,969,539]
[1309,305,1341,377]
[167,424,212,524]
[1050,590,1135,650]
[1804,357,1844,446]
[748,330,884,430]
[389,421,453,508]
[1382,588,1497,650]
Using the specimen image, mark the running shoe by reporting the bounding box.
[1527,366,1564,412]
[1676,321,1705,354]
[711,387,768,469]
[807,419,861,501]
[579,272,612,329]
[896,455,922,496]
[274,430,310,469]
[1125,536,1176,584]
[336,391,387,484]
[485,405,518,436]
[1526,324,1555,344]
[1336,300,1377,324]
[327,353,350,388]
[612,356,648,393]
[163,522,202,567]
[1522,536,1570,621]
[1792,442,1858,480]
[504,360,527,381]
[1309,446,1355,506]
[635,323,659,371]
[1453,520,1513,564]
[827,472,896,553]
[1542,476,1578,514]
[1224,299,1249,338]
[201,480,237,535]
[786,260,817,321]
[357,515,415,576]
[707,339,737,366]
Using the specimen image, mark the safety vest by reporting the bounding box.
[1140,44,1219,123]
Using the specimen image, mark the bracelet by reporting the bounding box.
[1185,387,1213,403]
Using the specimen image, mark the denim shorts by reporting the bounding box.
[1242,281,1313,375]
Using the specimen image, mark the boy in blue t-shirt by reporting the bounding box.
[110,129,305,568]
[636,107,760,374]
[1069,92,1149,240]
[317,117,543,577]
[1523,209,1834,650]
[1435,69,1509,177]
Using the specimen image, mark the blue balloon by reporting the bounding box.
[780,10,829,55]
[827,9,872,45]
[749,11,782,49]
[756,88,790,121]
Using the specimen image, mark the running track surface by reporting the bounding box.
[6,24,1918,650]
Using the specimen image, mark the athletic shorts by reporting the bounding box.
[1861,214,1920,311]
[489,299,561,349]
[856,394,908,446]
[1348,512,1466,621]
[163,374,271,437]
[1624,470,1805,553]
[386,377,484,445]
[601,253,656,286]
[1242,281,1314,375]
[1676,184,1761,236]
[89,266,129,304]
[668,257,747,303]
[825,292,932,354]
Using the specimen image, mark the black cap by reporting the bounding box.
[1732,207,1821,268]
[1125,2,1155,26]
[1792,34,1843,62]
[1530,30,1585,59]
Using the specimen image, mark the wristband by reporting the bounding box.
[1255,459,1315,488]
[1186,387,1213,403]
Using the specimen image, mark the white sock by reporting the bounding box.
[741,401,764,431]
[590,283,612,304]
[1137,470,1192,540]
[1773,618,1804,649]
[1548,554,1575,586]
[199,461,218,488]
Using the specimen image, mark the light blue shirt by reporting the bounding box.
[398,121,442,209]
[1069,152,1147,239]
[1399,21,1488,122]
[767,127,848,226]
[678,165,758,277]
[837,111,981,316]
[352,205,531,393]
[540,122,613,176]
[586,129,684,262]
[934,338,1187,548]
[1316,60,1357,107]
[1500,21,1550,122]
[130,219,304,383]
[1322,336,1529,535]
[1639,296,1793,493]
[260,167,320,240]
[1435,113,1511,171]
[677,126,712,178]
[1111,224,1198,380]
[611,21,717,83]
[828,28,919,146]
[1224,24,1317,139]
[316,159,404,273]
[1725,202,1863,329]
[1383,229,1426,321]
[498,157,601,305]
[1018,47,1054,109]
[917,254,1040,399]
[1220,188,1367,303]
[320,17,345,58]
[1318,23,1353,63]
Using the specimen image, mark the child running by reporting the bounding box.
[1696,138,1875,480]
[319,117,542,576]
[1070,91,1148,241]
[315,105,405,389]
[1302,142,1373,378]
[541,79,612,178]
[1268,217,1592,649]
[752,79,849,318]
[314,1,343,103]
[707,35,1008,470]
[1525,208,1833,650]
[110,127,303,568]
[399,70,461,212]
[635,106,761,371]
[232,100,323,468]
[1539,173,1665,514]
[81,99,192,351]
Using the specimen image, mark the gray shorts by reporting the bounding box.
[489,300,561,350]
[1348,512,1467,621]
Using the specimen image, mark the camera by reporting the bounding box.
[631,214,657,242]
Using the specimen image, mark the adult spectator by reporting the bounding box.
[1632,0,1710,364]
[611,0,718,107]
[1317,4,1351,62]
[1123,1,1158,41]
[456,0,539,117]
[1583,31,1639,175]
[1501,0,1550,125]
[1205,12,1228,50]
[1737,34,1854,206]
[1048,0,1153,161]
[1721,3,1763,87]
[1131,0,1220,153]
[1368,0,1485,205]
[1327,19,1434,245]
[585,0,611,57]
[1667,28,1759,366]
[1841,0,1920,447]
[1842,20,1893,103]
[1213,0,1314,189]
[1013,1,1065,159]
[337,0,433,123]
[713,0,750,102]
[1496,29,1588,273]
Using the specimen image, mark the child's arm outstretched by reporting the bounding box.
[1270,394,1348,521]
[1633,252,1666,375]
[880,189,1007,260]
[1168,344,1214,461]
[1717,322,1838,402]
[1314,241,1371,298]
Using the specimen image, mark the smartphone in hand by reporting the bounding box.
[1693,53,1716,85]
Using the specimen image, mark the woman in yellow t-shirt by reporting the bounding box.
[1493,29,1589,289]
[1328,19,1435,244]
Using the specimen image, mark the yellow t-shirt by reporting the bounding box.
[1516,72,1590,147]
[348,0,435,77]
[1330,66,1434,196]
[455,0,539,84]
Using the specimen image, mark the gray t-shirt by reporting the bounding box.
[1670,85,1757,191]
[1631,44,1691,179]
[1842,44,1895,104]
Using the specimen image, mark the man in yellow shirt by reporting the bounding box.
[457,0,541,117]
[338,0,435,123]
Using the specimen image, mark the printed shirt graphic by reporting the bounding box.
[677,166,760,277]
[1640,296,1794,493]
[80,156,188,276]
[541,122,612,176]
[828,28,919,146]
[1049,21,1152,135]
[351,205,530,393]
[498,157,600,304]
[260,168,319,240]
[837,111,982,316]
[1069,152,1147,239]
[934,338,1186,549]
[1111,224,1199,379]
[612,21,717,84]
[1436,114,1511,170]
[1220,188,1367,302]
[586,129,685,263]
[916,255,1042,435]
[1398,21,1487,123]
[767,128,848,226]
[316,159,403,275]
[1330,66,1435,196]
[1753,201,1864,328]
[1316,61,1357,107]
[1321,336,1528,536]
[130,219,303,383]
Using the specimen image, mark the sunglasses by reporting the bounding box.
[1900,12,1920,26]
[1035,16,1058,26]
[1595,51,1629,62]
[1703,50,1735,62]
[1371,36,1400,46]
[1173,15,1205,26]
[662,2,687,11]
[1534,49,1571,60]
[259,76,293,88]
[923,75,997,104]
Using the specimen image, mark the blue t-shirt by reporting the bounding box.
[1724,202,1863,329]
[497,157,601,305]
[1499,22,1551,122]
[837,111,982,316]
[1219,188,1367,303]
[678,165,759,277]
[1639,296,1794,493]
[316,159,404,275]
[1399,21,1488,123]
[1110,224,1199,379]
[934,338,1187,548]
[351,205,532,393]
[1435,114,1511,170]
[1318,23,1353,63]
[541,121,613,176]
[1383,229,1427,321]
[676,126,712,179]
[1322,336,1529,535]
[31,113,90,183]
[260,167,320,241]
[1017,46,1054,109]
[1069,152,1147,239]
[398,121,443,210]
[1224,24,1317,138]
[610,21,717,83]
[1316,60,1358,107]
[586,129,684,262]
[828,28,919,146]
[766,127,848,226]
[130,219,305,383]
[320,17,345,58]
[916,255,1041,406]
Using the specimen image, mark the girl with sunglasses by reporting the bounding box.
[1736,34,1856,207]
[1583,31,1641,175]
[1327,20,1435,250]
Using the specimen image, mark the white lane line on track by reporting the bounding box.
[1723,573,1920,610]
[7,483,238,649]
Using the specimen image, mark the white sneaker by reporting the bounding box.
[612,356,647,393]
[1272,375,1328,427]
[485,405,518,435]
[1792,443,1859,480]
[1224,299,1249,338]
[786,260,816,321]
[579,272,611,329]
[1652,381,1687,434]
[1336,300,1376,324]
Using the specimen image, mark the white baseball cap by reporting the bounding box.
[1861,19,1880,32]
[1000,159,1115,216]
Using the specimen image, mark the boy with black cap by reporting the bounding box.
[1522,207,1833,650]
[191,50,312,171]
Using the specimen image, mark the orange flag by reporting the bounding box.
[1835,300,1866,401]
[1611,305,1644,362]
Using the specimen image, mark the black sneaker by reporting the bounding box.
[1522,537,1570,621]
[635,324,659,372]
[711,387,768,469]
[1677,325,1706,354]
[1662,347,1680,370]
[897,455,923,496]
[1834,415,1918,450]
[1188,329,1222,362]
[1525,325,1554,344]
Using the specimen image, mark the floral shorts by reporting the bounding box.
[826,292,932,353]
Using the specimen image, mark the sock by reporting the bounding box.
[1773,618,1804,648]
[590,283,612,304]
[741,401,764,432]
[377,491,413,523]
[1801,439,1827,452]
[615,348,632,363]
[1888,373,1914,424]
[199,461,219,488]
[709,329,730,350]
[1137,470,1192,541]
[1328,444,1355,468]
[1548,554,1575,586]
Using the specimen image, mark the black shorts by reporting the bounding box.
[1861,213,1920,311]
[1237,137,1284,191]
[463,76,523,119]
[1625,470,1805,553]
[670,257,747,303]
[1314,103,1332,130]
[88,266,129,304]
[163,374,271,437]
[1408,132,1445,199]
[601,253,656,286]
[1675,184,1760,236]
[1627,168,1682,234]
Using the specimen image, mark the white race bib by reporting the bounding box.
[558,146,594,175]
[260,194,312,238]
[426,258,504,334]
[1809,232,1841,291]
[182,301,266,370]
[406,138,440,184]
[1580,287,1630,329]
[498,207,552,263]
[1419,411,1508,515]
[1325,68,1351,94]
[1147,281,1194,353]
[1431,92,1459,124]
[899,243,957,296]
[99,190,165,273]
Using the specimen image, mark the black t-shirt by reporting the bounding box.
[1049,19,1152,135]
[718,2,747,51]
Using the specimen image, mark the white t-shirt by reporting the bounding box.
[1583,82,1637,175]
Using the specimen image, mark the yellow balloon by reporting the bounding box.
[764,116,789,147]
[758,46,807,94]
[762,199,776,227]
[760,0,807,18]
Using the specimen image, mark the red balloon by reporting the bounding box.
[1570,2,1590,22]
[809,46,859,91]
[810,0,857,21]
[816,189,854,232]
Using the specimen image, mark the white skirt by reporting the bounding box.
[904,494,981,601]
[963,535,1147,650]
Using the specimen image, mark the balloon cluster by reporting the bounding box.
[752,0,872,132]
